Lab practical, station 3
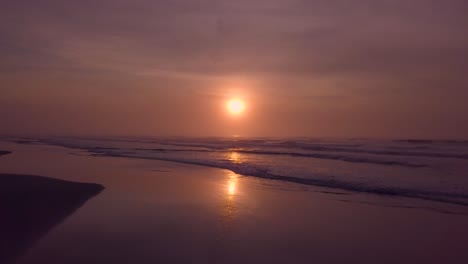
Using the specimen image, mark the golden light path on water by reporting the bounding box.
[228,151,242,164]
[226,151,242,197]
[221,153,241,225]
[217,150,252,231]
[227,173,238,197]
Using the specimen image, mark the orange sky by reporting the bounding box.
[1,1,467,138]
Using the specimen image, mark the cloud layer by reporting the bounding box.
[1,0,467,137]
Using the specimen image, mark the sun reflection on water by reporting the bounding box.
[221,171,239,224]
[227,174,238,196]
[228,151,242,164]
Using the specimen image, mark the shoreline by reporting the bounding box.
[13,139,468,207]
[1,141,468,263]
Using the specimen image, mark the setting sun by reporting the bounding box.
[227,99,245,115]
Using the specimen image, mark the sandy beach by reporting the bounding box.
[1,141,468,264]
[0,172,103,264]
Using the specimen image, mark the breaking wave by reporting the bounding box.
[92,149,468,206]
[12,136,468,207]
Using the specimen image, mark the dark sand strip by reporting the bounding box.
[0,150,11,156]
[0,174,104,264]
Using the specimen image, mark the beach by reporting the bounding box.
[0,172,103,264]
[1,140,468,264]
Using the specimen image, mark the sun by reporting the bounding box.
[227,99,245,115]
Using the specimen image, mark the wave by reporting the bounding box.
[136,148,426,168]
[35,137,468,160]
[226,149,426,167]
[12,137,468,207]
[91,149,468,207]
[297,146,468,159]
[157,141,468,160]
[395,139,434,144]
[395,139,468,145]
[38,137,427,168]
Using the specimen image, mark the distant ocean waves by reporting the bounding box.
[82,147,426,168]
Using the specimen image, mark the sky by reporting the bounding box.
[1,0,467,138]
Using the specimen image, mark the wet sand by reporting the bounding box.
[1,141,468,264]
[0,150,11,156]
[0,173,103,264]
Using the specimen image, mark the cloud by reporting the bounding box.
[1,0,467,137]
[2,1,467,80]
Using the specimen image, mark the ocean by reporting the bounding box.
[17,136,468,207]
